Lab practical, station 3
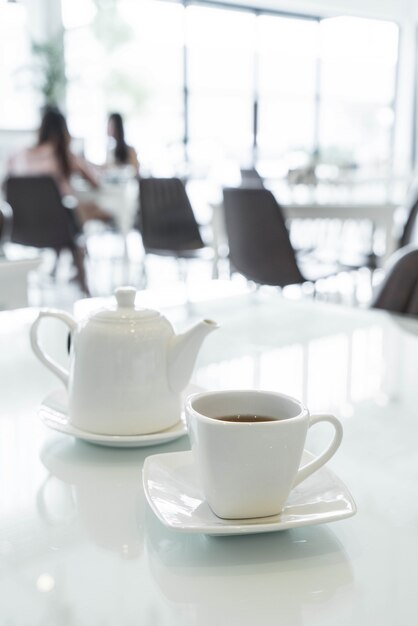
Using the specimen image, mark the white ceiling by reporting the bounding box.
[213,0,417,22]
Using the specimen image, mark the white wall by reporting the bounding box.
[394,21,416,174]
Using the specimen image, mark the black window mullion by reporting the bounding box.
[183,0,189,166]
[314,18,321,159]
[252,11,260,167]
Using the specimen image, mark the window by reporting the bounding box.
[63,0,184,166]
[62,1,399,176]
[186,6,255,173]
[257,15,318,171]
[0,2,38,129]
[318,16,398,170]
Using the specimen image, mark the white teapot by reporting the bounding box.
[31,286,218,435]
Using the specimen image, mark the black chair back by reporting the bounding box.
[240,168,265,189]
[4,176,76,250]
[223,187,304,287]
[139,177,204,253]
[0,202,13,249]
[399,196,418,248]
[371,245,418,316]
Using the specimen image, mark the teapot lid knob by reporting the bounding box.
[115,286,136,309]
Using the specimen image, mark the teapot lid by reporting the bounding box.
[91,287,160,322]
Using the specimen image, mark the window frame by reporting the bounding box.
[62,0,400,173]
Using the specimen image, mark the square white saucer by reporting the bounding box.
[143,450,356,535]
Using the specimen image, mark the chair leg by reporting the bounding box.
[71,246,90,296]
[140,255,148,288]
[211,257,219,280]
[177,258,188,283]
[51,249,61,279]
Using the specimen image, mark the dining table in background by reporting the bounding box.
[210,197,400,278]
[1,290,417,624]
[72,172,139,271]
[284,200,399,259]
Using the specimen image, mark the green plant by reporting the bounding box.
[89,0,146,114]
[31,32,66,108]
[91,0,133,52]
[103,68,148,115]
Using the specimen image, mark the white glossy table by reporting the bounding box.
[1,293,417,624]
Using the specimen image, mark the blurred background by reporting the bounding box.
[1,0,418,310]
[0,0,409,188]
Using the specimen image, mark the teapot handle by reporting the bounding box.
[30,310,77,388]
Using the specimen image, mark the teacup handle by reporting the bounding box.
[293,414,343,487]
[30,310,77,388]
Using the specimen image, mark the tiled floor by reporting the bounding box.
[25,230,222,311]
[16,226,381,314]
[0,199,390,318]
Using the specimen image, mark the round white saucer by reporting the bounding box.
[38,388,189,448]
[143,450,356,535]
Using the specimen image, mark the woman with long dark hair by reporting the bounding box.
[6,108,114,294]
[37,108,73,183]
[7,108,112,226]
[107,112,139,172]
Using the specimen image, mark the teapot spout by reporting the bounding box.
[168,319,218,393]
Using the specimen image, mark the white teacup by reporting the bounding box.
[186,390,343,520]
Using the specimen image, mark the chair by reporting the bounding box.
[346,190,418,270]
[222,187,337,288]
[0,202,13,254]
[138,177,208,281]
[371,245,418,316]
[399,195,418,248]
[240,168,265,189]
[4,176,89,294]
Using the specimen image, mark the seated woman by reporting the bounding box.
[6,108,114,294]
[7,107,112,227]
[106,112,139,174]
